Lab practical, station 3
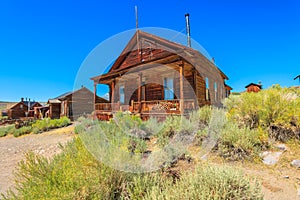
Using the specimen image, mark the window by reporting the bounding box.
[61,102,65,114]
[20,104,23,109]
[205,77,210,101]
[119,85,125,104]
[220,85,223,99]
[214,82,218,101]
[226,89,230,98]
[164,77,174,100]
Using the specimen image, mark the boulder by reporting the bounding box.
[291,160,300,168]
[260,151,282,165]
[274,143,288,151]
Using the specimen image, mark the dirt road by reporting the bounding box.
[0,125,75,195]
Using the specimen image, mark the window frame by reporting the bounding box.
[205,77,210,101]
[163,77,174,100]
[119,85,125,104]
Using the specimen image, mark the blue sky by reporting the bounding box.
[0,0,299,102]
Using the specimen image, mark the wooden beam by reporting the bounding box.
[138,73,142,112]
[93,83,97,110]
[179,62,184,114]
[193,68,198,98]
[111,79,115,104]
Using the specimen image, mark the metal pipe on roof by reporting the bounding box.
[185,13,191,48]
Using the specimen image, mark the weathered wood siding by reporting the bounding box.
[8,102,28,119]
[49,103,61,119]
[246,85,261,93]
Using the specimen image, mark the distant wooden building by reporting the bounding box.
[48,87,107,120]
[7,98,42,119]
[245,83,262,93]
[225,84,232,97]
[91,30,231,120]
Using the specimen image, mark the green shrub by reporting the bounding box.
[74,123,85,134]
[140,165,263,200]
[190,105,212,127]
[31,117,71,134]
[58,116,71,127]
[218,120,268,161]
[0,125,15,137]
[155,116,182,146]
[3,137,263,200]
[224,85,300,141]
[3,138,127,200]
[32,118,50,132]
[13,126,32,137]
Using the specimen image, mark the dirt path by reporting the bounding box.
[240,163,300,200]
[0,125,75,195]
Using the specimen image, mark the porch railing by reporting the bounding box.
[95,102,120,111]
[132,99,195,113]
[95,99,195,113]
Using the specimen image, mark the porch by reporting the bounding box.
[94,99,196,120]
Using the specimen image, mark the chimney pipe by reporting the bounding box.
[21,97,24,102]
[28,98,30,112]
[185,13,191,47]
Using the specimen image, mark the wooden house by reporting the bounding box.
[7,98,42,119]
[245,83,262,93]
[48,87,107,120]
[91,30,231,120]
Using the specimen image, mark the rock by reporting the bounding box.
[260,151,282,165]
[291,160,300,168]
[130,128,149,139]
[298,189,300,197]
[283,175,289,179]
[274,143,288,151]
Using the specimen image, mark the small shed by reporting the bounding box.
[225,84,232,97]
[48,92,71,119]
[245,83,262,93]
[48,87,108,120]
[7,98,42,119]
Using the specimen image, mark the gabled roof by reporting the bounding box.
[47,90,75,104]
[9,101,41,110]
[23,101,41,108]
[58,87,91,101]
[245,83,262,89]
[91,30,229,83]
[48,87,108,104]
[9,102,27,110]
[225,84,233,90]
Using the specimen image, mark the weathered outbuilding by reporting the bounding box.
[245,83,262,93]
[48,87,108,120]
[7,98,42,119]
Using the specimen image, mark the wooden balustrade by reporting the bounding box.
[95,99,195,113]
[132,99,195,113]
[95,102,120,111]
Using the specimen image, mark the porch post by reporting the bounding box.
[93,82,97,110]
[138,73,142,113]
[179,62,184,114]
[111,79,115,104]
